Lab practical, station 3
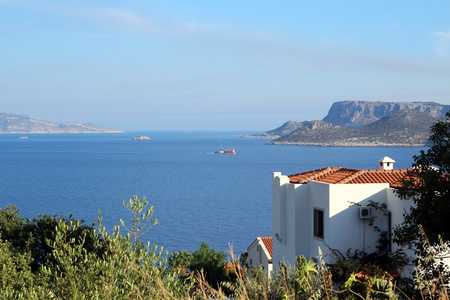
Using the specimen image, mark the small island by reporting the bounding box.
[132,136,151,140]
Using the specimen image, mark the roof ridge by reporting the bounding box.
[335,169,367,184]
[306,167,339,183]
[366,168,411,173]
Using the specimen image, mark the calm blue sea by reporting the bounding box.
[0,132,425,255]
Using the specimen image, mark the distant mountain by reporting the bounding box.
[0,113,125,134]
[267,109,436,146]
[236,120,305,139]
[322,100,449,127]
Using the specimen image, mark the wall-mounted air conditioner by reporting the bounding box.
[359,206,372,219]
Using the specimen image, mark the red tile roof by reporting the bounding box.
[288,167,413,187]
[260,237,273,259]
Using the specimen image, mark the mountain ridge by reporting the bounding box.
[268,109,437,146]
[322,100,449,127]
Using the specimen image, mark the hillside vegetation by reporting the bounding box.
[2,196,449,299]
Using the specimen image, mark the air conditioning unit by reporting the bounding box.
[359,206,372,219]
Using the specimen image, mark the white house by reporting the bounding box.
[247,237,273,275]
[272,157,414,268]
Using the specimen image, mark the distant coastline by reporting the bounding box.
[0,112,125,134]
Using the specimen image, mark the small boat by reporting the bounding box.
[132,136,151,140]
[215,145,236,154]
[19,136,28,139]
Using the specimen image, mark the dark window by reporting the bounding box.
[314,208,324,239]
[387,162,390,167]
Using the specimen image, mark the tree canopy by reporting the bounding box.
[394,112,450,249]
[394,112,450,287]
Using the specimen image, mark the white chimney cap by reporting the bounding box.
[378,156,395,163]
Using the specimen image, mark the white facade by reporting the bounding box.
[272,172,412,267]
[247,237,273,275]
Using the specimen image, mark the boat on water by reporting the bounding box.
[215,145,236,154]
[19,136,28,139]
[132,135,151,140]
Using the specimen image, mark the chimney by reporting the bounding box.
[378,156,395,170]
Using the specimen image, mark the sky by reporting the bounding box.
[1,0,450,131]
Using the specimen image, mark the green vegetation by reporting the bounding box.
[2,197,449,299]
[168,241,229,291]
[395,111,450,291]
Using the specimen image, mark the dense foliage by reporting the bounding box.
[0,205,98,272]
[0,197,192,299]
[395,112,450,287]
[395,112,450,247]
[168,241,230,290]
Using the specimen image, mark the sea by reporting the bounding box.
[0,131,426,256]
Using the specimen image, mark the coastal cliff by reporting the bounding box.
[322,100,449,127]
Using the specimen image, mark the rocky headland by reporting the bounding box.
[236,120,305,139]
[243,101,448,147]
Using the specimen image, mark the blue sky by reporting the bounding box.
[1,0,450,131]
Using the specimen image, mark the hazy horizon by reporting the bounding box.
[1,1,450,131]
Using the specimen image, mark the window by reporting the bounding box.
[314,208,324,239]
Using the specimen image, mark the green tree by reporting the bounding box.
[395,112,450,282]
[168,241,229,291]
[190,242,229,288]
[0,205,97,272]
[120,195,158,246]
[0,237,44,298]
[37,195,190,299]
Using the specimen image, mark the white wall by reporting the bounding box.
[309,181,330,262]
[272,172,289,268]
[386,188,413,251]
[385,188,416,276]
[327,182,390,261]
[272,173,297,266]
[272,173,411,269]
[273,173,312,267]
[294,181,312,265]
